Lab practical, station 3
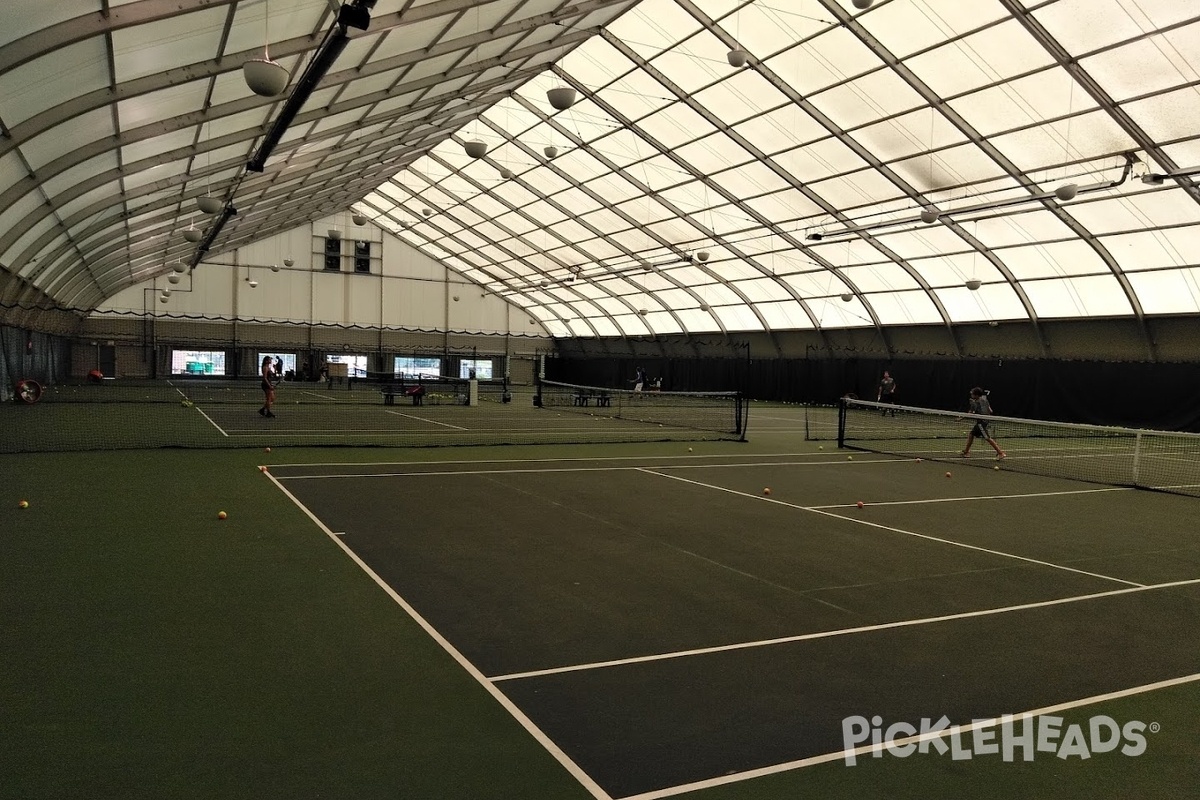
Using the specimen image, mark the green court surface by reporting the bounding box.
[2,422,1198,799]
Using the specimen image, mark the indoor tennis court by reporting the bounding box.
[264,444,1200,798]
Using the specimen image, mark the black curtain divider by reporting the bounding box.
[546,356,1200,432]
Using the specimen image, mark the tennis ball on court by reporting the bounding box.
[264,447,271,453]
[217,511,227,520]
[994,465,1000,471]
[688,447,693,452]
[847,455,853,461]
[856,501,864,509]
[945,471,952,478]
[818,445,824,450]
[916,458,923,463]
[259,465,268,472]
[18,500,29,509]
[763,487,772,496]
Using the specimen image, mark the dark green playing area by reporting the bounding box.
[2,408,1198,799]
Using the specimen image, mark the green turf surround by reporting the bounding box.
[2,433,1197,799]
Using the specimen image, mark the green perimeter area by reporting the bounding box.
[2,434,1197,799]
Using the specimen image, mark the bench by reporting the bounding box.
[572,389,611,407]
[382,385,426,406]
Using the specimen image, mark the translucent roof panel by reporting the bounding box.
[3,0,1199,341]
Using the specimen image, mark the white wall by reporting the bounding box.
[94,213,544,336]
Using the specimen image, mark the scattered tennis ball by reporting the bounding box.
[916,458,923,462]
[18,500,29,509]
[856,501,864,509]
[818,445,824,450]
[688,447,693,452]
[259,465,268,472]
[264,447,271,453]
[945,471,952,478]
[763,487,772,496]
[847,455,853,461]
[217,511,228,520]
[994,465,1001,471]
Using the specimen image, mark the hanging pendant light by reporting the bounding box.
[464,140,488,159]
[696,250,711,262]
[168,274,181,285]
[284,257,294,267]
[183,221,203,242]
[965,279,982,291]
[920,207,940,224]
[840,293,853,302]
[172,260,187,274]
[1054,183,1079,201]
[243,0,288,97]
[727,49,749,68]
[352,213,367,226]
[547,86,577,111]
[197,195,223,215]
[543,145,559,159]
[499,168,514,180]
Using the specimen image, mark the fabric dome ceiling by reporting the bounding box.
[2,0,1199,344]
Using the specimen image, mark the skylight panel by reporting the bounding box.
[1127,269,1200,314]
[866,289,949,325]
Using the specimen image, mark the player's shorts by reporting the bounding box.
[971,421,990,438]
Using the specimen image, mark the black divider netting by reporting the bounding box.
[838,398,1200,498]
[536,379,748,441]
[1,376,746,453]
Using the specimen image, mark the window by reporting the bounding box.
[325,237,341,271]
[354,240,371,273]
[459,358,494,380]
[326,353,367,378]
[393,356,441,378]
[171,349,226,376]
[257,352,295,378]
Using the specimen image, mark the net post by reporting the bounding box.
[736,392,747,441]
[837,396,847,449]
[1132,430,1142,487]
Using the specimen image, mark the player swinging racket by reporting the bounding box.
[961,387,1005,459]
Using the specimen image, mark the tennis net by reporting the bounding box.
[838,397,1200,498]
[536,379,748,441]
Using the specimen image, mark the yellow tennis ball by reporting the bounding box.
[217,511,227,520]
[994,465,1000,471]
[847,455,853,461]
[763,487,772,496]
[818,445,823,450]
[18,500,29,509]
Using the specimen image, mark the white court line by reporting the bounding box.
[489,577,1200,682]
[268,452,826,469]
[382,408,468,430]
[298,390,341,401]
[272,458,913,481]
[808,486,1131,509]
[619,671,1200,800]
[260,469,612,800]
[217,427,656,435]
[195,406,229,437]
[638,469,1145,589]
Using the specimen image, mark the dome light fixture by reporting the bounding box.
[197,195,223,215]
[696,250,711,262]
[840,293,853,302]
[727,49,749,68]
[283,257,294,267]
[421,208,433,217]
[1054,182,1079,201]
[499,168,514,180]
[544,145,559,159]
[183,224,203,243]
[248,279,259,289]
[243,0,288,97]
[243,57,288,97]
[464,140,488,159]
[547,86,577,111]
[168,274,181,285]
[965,279,982,290]
[270,264,280,273]
[352,213,367,226]
[638,308,649,316]
[920,207,940,224]
[852,0,874,9]
[159,295,169,304]
[328,228,341,240]
[172,261,187,274]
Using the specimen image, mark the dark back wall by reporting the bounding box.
[545,356,1200,432]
